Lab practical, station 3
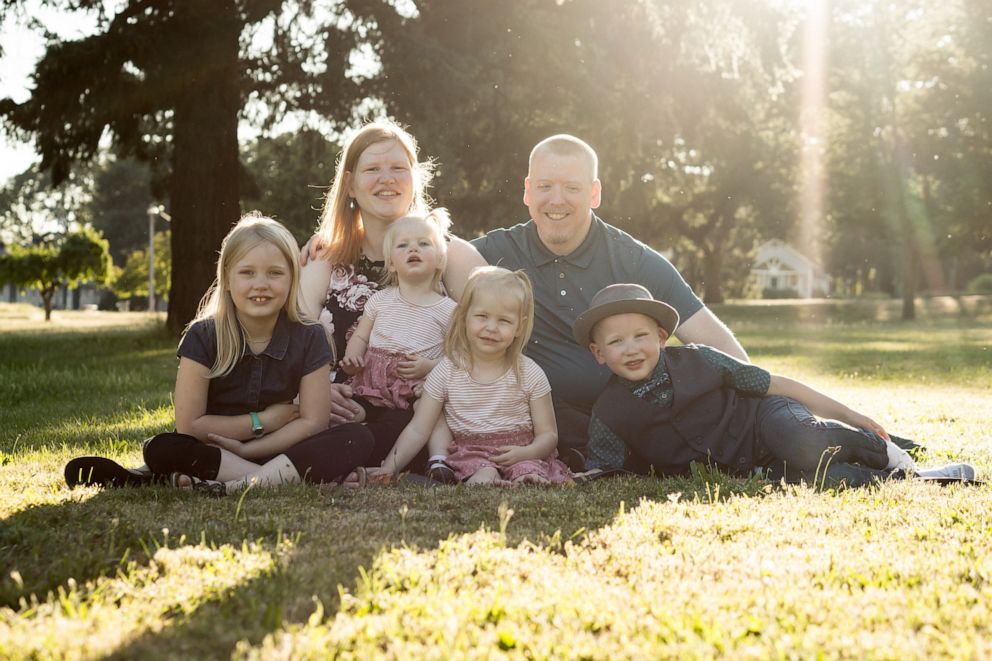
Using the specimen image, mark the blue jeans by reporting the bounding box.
[754,396,899,488]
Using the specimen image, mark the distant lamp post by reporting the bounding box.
[146,204,172,312]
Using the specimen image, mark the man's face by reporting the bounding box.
[523,150,601,256]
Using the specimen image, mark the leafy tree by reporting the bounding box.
[0,163,93,245]
[824,0,992,312]
[241,129,342,242]
[641,1,800,302]
[356,0,799,301]
[84,156,159,265]
[111,230,171,304]
[0,227,113,320]
[1,0,361,332]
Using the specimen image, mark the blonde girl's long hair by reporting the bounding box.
[188,212,308,378]
[380,208,452,294]
[316,120,434,267]
[444,266,535,381]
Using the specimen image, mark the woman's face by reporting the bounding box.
[349,139,415,225]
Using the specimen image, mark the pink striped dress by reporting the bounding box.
[423,356,572,483]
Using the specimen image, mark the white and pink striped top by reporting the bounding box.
[364,287,456,359]
[423,355,552,435]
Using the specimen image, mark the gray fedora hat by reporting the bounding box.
[572,283,679,346]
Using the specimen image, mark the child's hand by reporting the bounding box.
[847,411,890,441]
[339,354,365,375]
[492,445,533,467]
[397,354,435,380]
[206,433,244,455]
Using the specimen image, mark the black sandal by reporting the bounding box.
[426,460,457,484]
[168,472,227,497]
[65,456,154,488]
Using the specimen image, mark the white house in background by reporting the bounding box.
[751,239,832,298]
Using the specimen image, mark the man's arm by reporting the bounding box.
[674,308,748,362]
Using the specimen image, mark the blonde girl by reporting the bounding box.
[365,266,572,485]
[66,213,375,493]
[339,210,457,421]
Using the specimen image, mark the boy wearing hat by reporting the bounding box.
[573,283,974,486]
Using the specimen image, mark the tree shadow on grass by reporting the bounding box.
[3,478,677,658]
[2,448,789,658]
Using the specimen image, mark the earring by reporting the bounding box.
[348,197,357,211]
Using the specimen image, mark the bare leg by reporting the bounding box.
[425,405,453,457]
[215,448,269,482]
[224,455,301,493]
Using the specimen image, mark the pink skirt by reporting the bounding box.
[446,429,573,484]
[348,346,421,410]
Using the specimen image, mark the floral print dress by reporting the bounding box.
[318,255,386,383]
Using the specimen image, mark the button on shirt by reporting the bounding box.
[177,312,332,416]
[586,346,771,471]
[472,214,705,411]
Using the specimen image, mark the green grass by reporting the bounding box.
[1,300,991,659]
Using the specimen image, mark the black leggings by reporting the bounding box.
[143,423,374,483]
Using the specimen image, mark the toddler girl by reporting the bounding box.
[366,266,572,485]
[335,211,457,464]
[339,210,456,413]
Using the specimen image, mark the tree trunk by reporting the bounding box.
[42,288,54,321]
[900,225,916,320]
[702,247,725,304]
[166,0,241,333]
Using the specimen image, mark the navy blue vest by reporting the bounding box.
[591,346,760,477]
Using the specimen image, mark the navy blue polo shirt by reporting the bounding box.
[177,312,331,416]
[472,214,703,411]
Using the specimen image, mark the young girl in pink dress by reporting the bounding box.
[339,210,456,416]
[366,266,572,485]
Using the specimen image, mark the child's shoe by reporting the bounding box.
[914,463,976,483]
[426,459,458,484]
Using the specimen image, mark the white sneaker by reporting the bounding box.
[915,463,976,481]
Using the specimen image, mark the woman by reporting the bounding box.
[299,121,487,466]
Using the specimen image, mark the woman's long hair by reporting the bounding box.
[316,120,434,267]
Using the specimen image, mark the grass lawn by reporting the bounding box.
[1,298,990,659]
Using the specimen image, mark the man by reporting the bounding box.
[471,134,747,464]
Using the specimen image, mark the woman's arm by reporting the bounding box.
[767,374,890,440]
[442,237,487,301]
[208,365,333,459]
[299,256,332,321]
[374,395,445,475]
[493,393,559,467]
